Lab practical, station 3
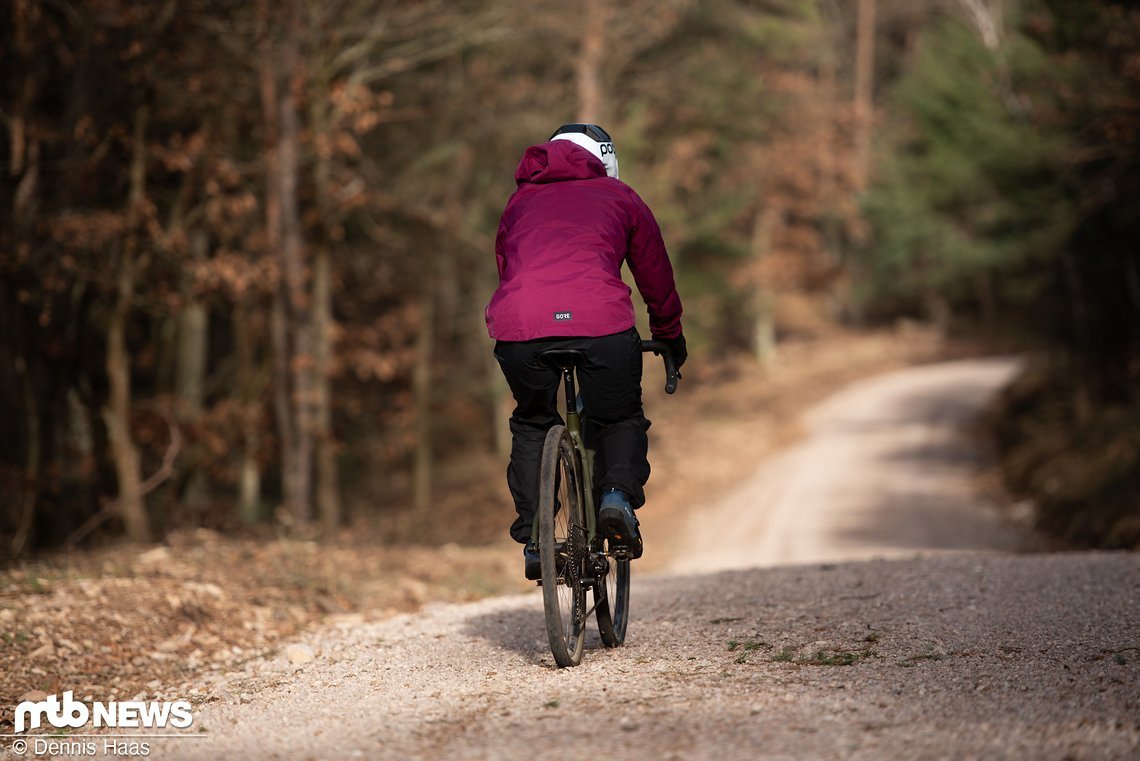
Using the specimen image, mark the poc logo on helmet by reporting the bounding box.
[548,123,620,179]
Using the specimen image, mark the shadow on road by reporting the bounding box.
[460,592,627,664]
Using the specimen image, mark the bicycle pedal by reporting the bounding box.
[611,549,632,561]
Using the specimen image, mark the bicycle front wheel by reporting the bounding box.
[594,553,630,647]
[538,425,587,667]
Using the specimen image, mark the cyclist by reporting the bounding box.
[485,123,687,580]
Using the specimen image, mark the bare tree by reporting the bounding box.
[177,229,210,518]
[954,0,1004,50]
[577,0,608,122]
[103,106,152,543]
[853,0,878,191]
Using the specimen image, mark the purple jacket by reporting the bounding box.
[485,140,683,342]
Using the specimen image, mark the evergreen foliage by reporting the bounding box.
[861,14,1070,322]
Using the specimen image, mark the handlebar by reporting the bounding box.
[641,340,681,395]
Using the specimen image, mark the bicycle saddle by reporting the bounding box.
[537,349,588,369]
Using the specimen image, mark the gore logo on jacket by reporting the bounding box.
[485,140,682,342]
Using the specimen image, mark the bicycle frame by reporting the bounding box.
[555,364,598,544]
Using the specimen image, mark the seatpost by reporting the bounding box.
[562,366,579,433]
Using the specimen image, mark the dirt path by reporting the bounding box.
[669,357,1031,572]
[39,358,1140,760]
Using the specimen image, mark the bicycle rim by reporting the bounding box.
[594,553,631,647]
[538,426,586,667]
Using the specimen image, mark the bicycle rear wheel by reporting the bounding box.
[538,425,587,667]
[594,553,630,646]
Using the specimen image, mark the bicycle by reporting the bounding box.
[533,339,680,667]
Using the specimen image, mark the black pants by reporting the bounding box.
[494,328,650,544]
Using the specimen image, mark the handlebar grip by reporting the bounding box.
[641,340,681,395]
[662,352,679,395]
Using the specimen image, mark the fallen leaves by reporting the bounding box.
[0,529,522,732]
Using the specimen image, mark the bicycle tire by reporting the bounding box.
[538,425,587,667]
[594,553,630,647]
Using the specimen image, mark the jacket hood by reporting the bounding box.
[514,140,606,186]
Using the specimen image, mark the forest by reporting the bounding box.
[1,0,1137,557]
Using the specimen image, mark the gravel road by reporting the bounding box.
[83,359,1140,759]
[669,357,1033,571]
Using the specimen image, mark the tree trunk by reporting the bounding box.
[9,0,41,554]
[279,0,313,525]
[413,285,435,514]
[491,367,512,459]
[576,0,606,123]
[261,0,313,526]
[235,299,264,523]
[975,271,997,333]
[11,356,40,556]
[307,87,342,536]
[480,256,511,458]
[817,7,843,261]
[853,0,877,191]
[65,387,96,511]
[261,5,293,523]
[751,205,781,367]
[955,0,1003,51]
[923,288,952,337]
[313,247,341,534]
[1062,252,1092,425]
[103,105,151,543]
[177,229,210,518]
[11,0,40,232]
[105,248,149,543]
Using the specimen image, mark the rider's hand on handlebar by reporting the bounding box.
[659,332,687,370]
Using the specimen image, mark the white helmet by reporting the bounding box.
[550,123,619,179]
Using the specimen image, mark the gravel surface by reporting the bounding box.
[142,552,1138,761]
[18,357,1138,760]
